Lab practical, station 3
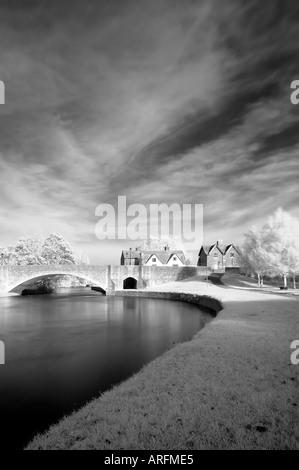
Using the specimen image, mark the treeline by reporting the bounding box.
[242,208,299,288]
[0,233,89,266]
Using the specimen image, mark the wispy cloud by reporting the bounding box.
[0,0,298,263]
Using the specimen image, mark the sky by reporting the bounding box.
[0,0,298,264]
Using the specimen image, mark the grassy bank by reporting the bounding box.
[27,280,298,450]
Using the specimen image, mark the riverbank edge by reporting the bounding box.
[115,289,223,316]
[26,284,298,450]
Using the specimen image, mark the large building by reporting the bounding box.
[120,249,141,266]
[197,240,242,269]
[120,245,186,266]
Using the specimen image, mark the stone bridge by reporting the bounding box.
[0,264,210,295]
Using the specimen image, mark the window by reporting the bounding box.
[230,252,234,258]
[152,257,156,262]
[213,252,218,257]
[173,256,177,260]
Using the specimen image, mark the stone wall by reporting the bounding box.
[141,265,210,288]
[115,290,223,316]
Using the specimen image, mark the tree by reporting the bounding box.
[284,245,299,289]
[0,245,18,265]
[242,229,275,286]
[14,234,44,265]
[242,208,299,288]
[42,233,77,265]
[1,233,86,267]
[262,208,299,288]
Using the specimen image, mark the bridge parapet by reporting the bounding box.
[0,265,109,294]
[0,264,210,295]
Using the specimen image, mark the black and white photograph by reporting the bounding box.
[0,0,298,455]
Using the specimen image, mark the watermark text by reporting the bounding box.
[0,340,5,364]
[290,80,299,105]
[290,340,299,365]
[0,80,4,104]
[95,197,203,250]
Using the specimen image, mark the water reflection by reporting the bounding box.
[0,289,211,449]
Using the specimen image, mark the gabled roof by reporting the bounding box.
[166,252,184,264]
[200,244,224,255]
[199,245,212,255]
[225,244,242,255]
[142,250,186,265]
[223,244,233,254]
[199,243,241,256]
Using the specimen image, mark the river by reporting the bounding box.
[0,288,212,450]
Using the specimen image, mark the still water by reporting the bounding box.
[0,288,212,449]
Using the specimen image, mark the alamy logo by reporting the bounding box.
[0,81,4,104]
[95,196,203,250]
[290,340,299,365]
[290,80,299,105]
[0,340,4,365]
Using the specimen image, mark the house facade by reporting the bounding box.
[197,240,242,269]
[120,245,186,266]
[120,249,141,266]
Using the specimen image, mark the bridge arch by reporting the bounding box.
[123,277,137,289]
[7,272,107,295]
